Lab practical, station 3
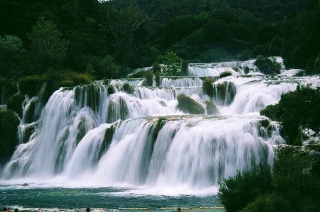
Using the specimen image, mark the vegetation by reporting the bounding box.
[219,164,273,212]
[202,78,214,97]
[219,146,320,212]
[254,56,282,75]
[177,94,205,114]
[261,86,320,145]
[0,108,20,164]
[219,71,232,78]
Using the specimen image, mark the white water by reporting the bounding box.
[2,58,320,195]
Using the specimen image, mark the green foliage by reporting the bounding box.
[213,82,237,105]
[0,108,20,164]
[219,71,232,78]
[219,164,273,212]
[261,87,320,145]
[122,83,134,94]
[143,71,154,86]
[242,194,291,212]
[254,56,281,75]
[219,146,320,212]
[18,75,45,97]
[107,85,115,95]
[0,35,23,77]
[273,147,320,211]
[162,52,182,76]
[177,94,205,114]
[181,60,189,75]
[7,94,25,117]
[28,17,68,72]
[152,63,161,74]
[0,78,18,104]
[202,78,214,97]
[314,53,320,72]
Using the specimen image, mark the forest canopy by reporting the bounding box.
[0,0,319,80]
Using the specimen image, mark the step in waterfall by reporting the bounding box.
[2,58,320,194]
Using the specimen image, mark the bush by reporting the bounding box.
[0,78,18,104]
[218,164,274,212]
[18,75,44,97]
[107,85,115,95]
[181,60,189,75]
[243,194,291,212]
[273,147,320,211]
[143,71,154,86]
[260,87,320,145]
[7,94,25,117]
[0,108,20,164]
[202,78,214,97]
[219,71,232,78]
[123,83,134,94]
[177,94,205,114]
[254,56,281,75]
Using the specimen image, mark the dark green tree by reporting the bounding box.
[28,17,68,73]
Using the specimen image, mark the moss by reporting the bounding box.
[107,97,129,123]
[18,75,45,97]
[0,108,20,164]
[205,101,219,115]
[202,78,214,97]
[76,119,89,143]
[107,85,115,95]
[97,125,116,159]
[177,94,205,114]
[219,71,232,78]
[7,94,25,117]
[213,82,236,105]
[63,71,93,86]
[260,119,270,128]
[123,83,134,94]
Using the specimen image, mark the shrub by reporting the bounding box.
[177,94,205,114]
[0,78,18,103]
[0,108,20,164]
[18,75,44,97]
[261,87,320,145]
[107,85,115,95]
[254,56,281,75]
[123,83,134,94]
[202,78,214,97]
[152,62,161,74]
[181,60,189,75]
[218,164,273,212]
[219,71,232,78]
[7,94,25,117]
[273,147,320,211]
[243,194,291,212]
[143,71,154,86]
[63,71,93,86]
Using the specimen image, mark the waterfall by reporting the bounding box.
[2,58,319,193]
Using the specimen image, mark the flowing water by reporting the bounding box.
[1,58,320,211]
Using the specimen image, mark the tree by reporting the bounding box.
[103,0,149,65]
[0,35,23,77]
[28,17,68,72]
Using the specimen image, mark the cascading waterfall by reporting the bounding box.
[2,58,320,194]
